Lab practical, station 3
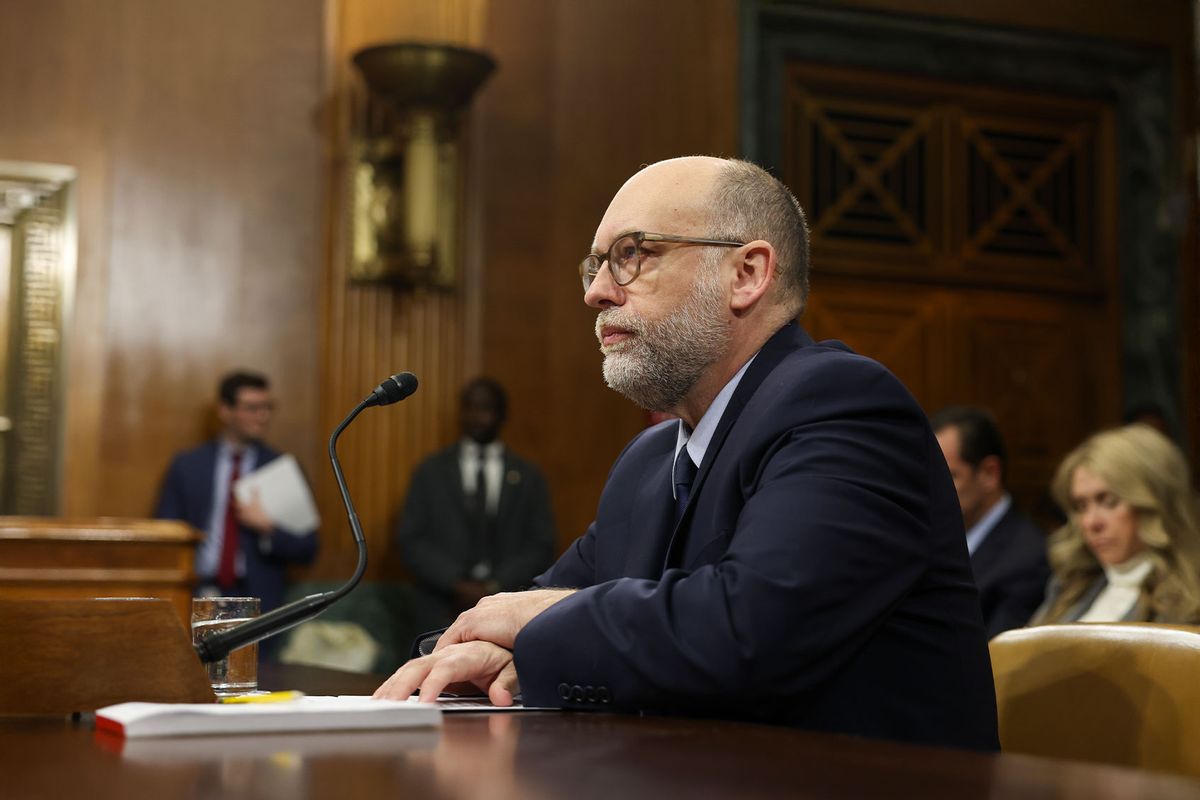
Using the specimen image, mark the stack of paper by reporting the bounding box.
[95,697,441,738]
[233,454,320,534]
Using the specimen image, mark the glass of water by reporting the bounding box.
[191,596,260,697]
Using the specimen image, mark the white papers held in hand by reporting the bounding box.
[234,454,320,535]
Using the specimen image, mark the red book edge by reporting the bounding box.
[94,713,126,738]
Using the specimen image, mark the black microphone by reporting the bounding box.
[365,372,419,407]
[194,371,419,664]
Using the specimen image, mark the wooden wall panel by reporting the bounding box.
[0,0,326,523]
[97,3,326,519]
[474,0,741,554]
[833,0,1195,47]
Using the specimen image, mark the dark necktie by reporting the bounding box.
[470,457,493,578]
[473,460,488,523]
[217,450,243,589]
[673,448,697,525]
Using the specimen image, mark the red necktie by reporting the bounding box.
[216,451,243,589]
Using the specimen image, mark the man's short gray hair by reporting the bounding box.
[707,159,810,316]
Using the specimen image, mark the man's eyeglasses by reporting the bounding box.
[235,401,275,414]
[579,231,745,292]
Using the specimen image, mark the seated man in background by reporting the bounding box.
[931,406,1049,637]
[156,370,319,615]
[397,377,556,628]
[376,156,999,751]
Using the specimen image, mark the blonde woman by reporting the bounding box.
[1031,424,1200,625]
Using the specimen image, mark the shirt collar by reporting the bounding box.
[674,353,758,478]
[1101,550,1154,588]
[219,439,250,459]
[461,439,504,460]
[965,493,1011,555]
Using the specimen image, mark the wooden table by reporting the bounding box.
[4,664,1199,799]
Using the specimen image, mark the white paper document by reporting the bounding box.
[96,697,441,738]
[234,453,320,534]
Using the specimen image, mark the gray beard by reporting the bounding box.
[595,270,730,412]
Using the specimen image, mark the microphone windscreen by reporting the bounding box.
[371,372,419,406]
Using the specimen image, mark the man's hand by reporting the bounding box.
[436,588,576,652]
[372,640,519,705]
[235,490,274,536]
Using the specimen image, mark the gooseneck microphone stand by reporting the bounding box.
[194,372,418,665]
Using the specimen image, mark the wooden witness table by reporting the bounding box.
[3,664,1199,800]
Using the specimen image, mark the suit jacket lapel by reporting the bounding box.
[441,445,473,529]
[199,440,220,521]
[496,450,518,531]
[664,323,813,569]
[1065,575,1108,622]
[622,431,677,579]
[968,510,1007,584]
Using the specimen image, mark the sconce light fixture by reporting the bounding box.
[350,42,496,288]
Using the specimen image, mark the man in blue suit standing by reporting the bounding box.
[374,157,999,750]
[156,371,319,614]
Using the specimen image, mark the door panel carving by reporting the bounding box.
[786,64,1119,526]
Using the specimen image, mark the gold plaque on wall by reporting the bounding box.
[0,161,76,514]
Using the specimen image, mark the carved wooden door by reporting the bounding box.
[784,64,1119,524]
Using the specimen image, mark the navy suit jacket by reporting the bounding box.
[155,440,319,612]
[514,324,999,750]
[970,505,1049,638]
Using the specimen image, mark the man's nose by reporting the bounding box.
[584,263,625,309]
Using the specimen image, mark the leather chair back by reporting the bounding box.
[990,623,1200,778]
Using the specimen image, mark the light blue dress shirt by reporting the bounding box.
[965,493,1011,556]
[196,441,258,579]
[672,355,757,498]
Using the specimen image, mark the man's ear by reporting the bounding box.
[979,455,1003,492]
[216,403,233,427]
[729,240,776,313]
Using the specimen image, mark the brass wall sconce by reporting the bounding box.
[350,42,496,288]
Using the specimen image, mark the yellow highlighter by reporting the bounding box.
[219,690,306,704]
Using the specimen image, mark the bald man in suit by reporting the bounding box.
[376,157,998,751]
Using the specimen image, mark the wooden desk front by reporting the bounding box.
[3,664,1199,799]
[0,517,200,624]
